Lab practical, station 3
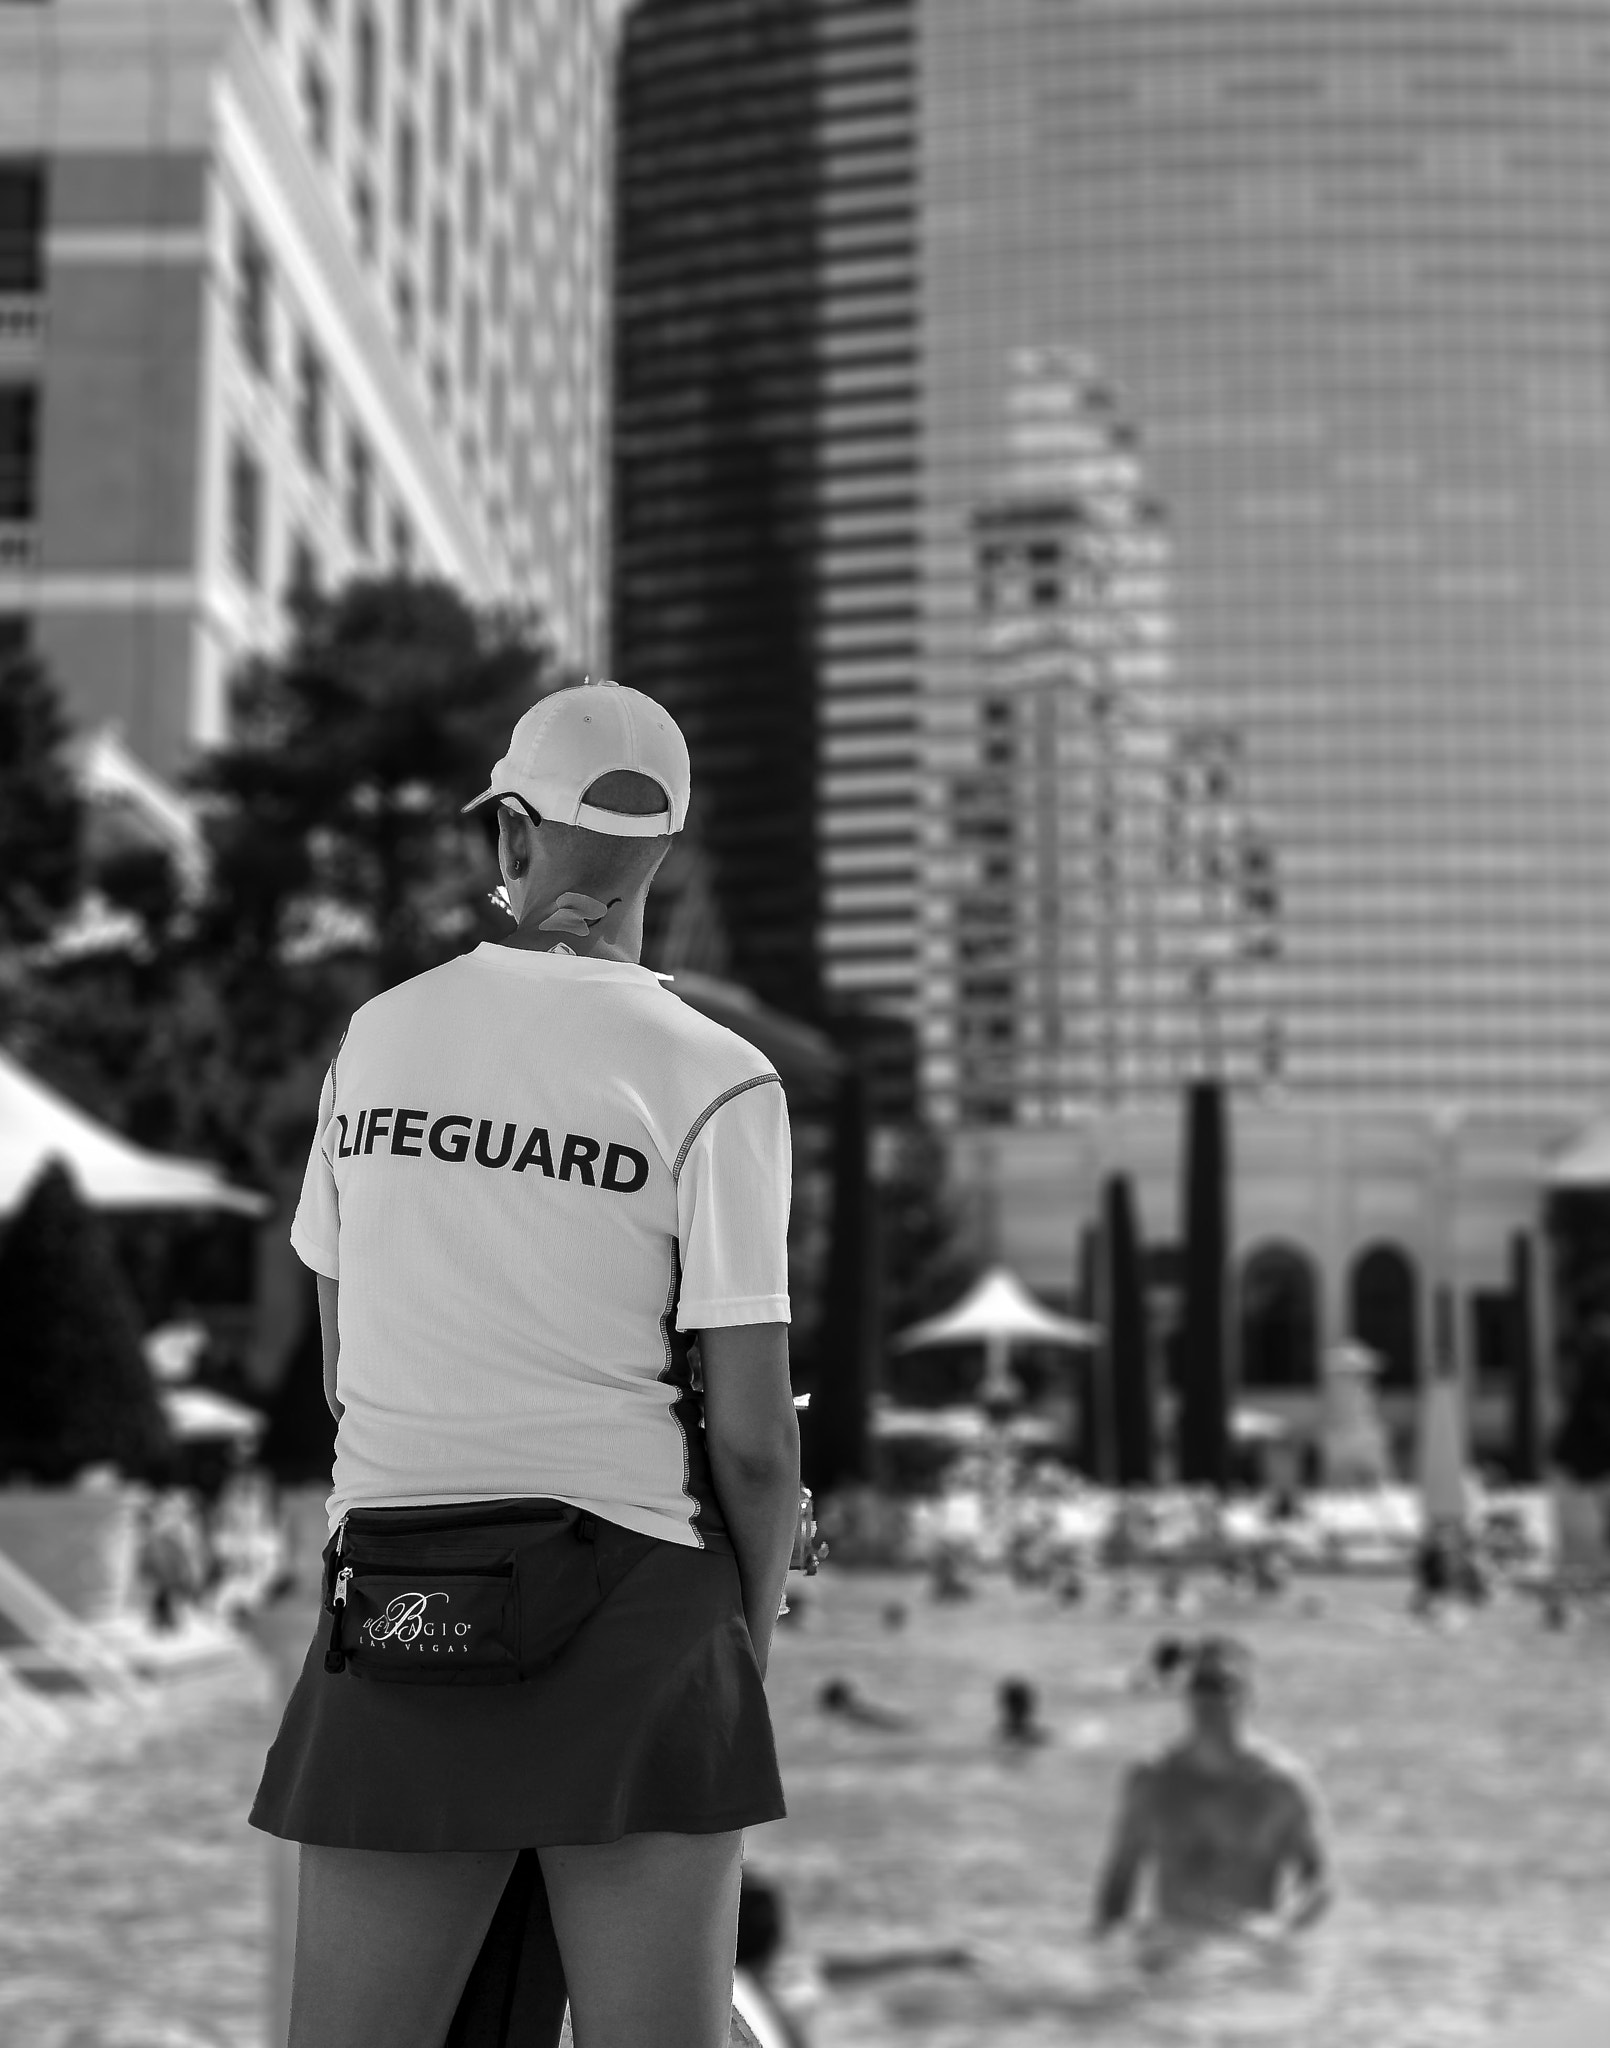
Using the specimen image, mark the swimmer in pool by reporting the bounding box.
[1090,1634,1332,1969]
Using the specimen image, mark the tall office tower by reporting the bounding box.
[930,345,1283,1125]
[0,0,619,773]
[922,0,1610,1119]
[619,0,1610,1124]
[614,0,918,1031]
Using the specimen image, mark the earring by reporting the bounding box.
[508,855,526,878]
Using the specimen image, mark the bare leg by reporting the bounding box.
[539,1830,744,2048]
[287,1844,517,2048]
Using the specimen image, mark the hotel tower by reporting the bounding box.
[0,0,621,772]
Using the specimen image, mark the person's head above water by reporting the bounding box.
[1182,1634,1254,1741]
[462,680,690,963]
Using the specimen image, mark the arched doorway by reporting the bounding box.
[1238,1242,1321,1389]
[1349,1243,1420,1391]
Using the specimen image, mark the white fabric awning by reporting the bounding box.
[162,1385,266,1444]
[0,1049,267,1217]
[893,1265,1097,1352]
[1547,1121,1610,1189]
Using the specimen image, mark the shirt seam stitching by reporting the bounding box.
[671,1074,781,1182]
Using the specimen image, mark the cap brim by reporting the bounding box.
[460,787,499,815]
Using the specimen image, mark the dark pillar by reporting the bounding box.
[1177,1078,1232,1489]
[1105,1172,1154,1486]
[1508,1231,1540,1483]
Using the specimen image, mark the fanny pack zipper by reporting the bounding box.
[322,1560,515,1675]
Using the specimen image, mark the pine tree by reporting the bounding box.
[0,1163,172,1481]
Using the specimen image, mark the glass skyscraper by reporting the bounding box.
[616,0,1610,1125]
[614,0,918,1034]
[920,0,1610,1121]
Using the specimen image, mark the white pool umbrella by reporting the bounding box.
[0,1049,267,1217]
[894,1266,1097,1404]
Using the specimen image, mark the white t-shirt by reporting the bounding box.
[290,942,792,1547]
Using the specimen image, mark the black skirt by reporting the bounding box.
[249,1509,784,1851]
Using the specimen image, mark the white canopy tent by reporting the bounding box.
[1546,1121,1610,1190]
[893,1265,1097,1405]
[894,1265,1098,1353]
[0,1049,267,1218]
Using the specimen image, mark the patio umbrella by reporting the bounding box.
[894,1266,1097,1407]
[0,1049,267,1217]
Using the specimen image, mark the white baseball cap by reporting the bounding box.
[462,679,690,838]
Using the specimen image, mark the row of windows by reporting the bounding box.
[226,423,412,596]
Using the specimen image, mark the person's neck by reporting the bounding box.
[496,875,648,963]
[1181,1725,1245,1770]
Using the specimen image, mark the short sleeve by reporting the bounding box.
[675,1075,791,1330]
[289,1062,341,1280]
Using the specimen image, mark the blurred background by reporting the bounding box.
[4,1,1610,2043]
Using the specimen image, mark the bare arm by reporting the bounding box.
[1092,1768,1152,1936]
[1278,1781,1334,1931]
[316,1273,342,1423]
[699,1322,800,1680]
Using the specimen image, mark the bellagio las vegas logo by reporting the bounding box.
[362,1592,477,1653]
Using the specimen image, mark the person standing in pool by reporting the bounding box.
[1090,1635,1332,1965]
[251,681,800,2048]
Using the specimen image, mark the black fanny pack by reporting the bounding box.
[321,1499,657,1686]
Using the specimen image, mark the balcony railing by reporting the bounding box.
[0,522,39,570]
[0,294,46,347]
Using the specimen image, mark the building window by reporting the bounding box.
[0,165,46,295]
[399,0,420,73]
[351,171,378,265]
[0,386,39,520]
[427,354,449,425]
[460,290,481,391]
[0,614,29,659]
[353,8,382,139]
[392,266,417,352]
[462,153,482,248]
[302,54,333,158]
[487,364,506,449]
[428,209,451,317]
[295,336,327,474]
[389,505,414,572]
[235,218,273,379]
[432,60,454,169]
[491,111,510,192]
[250,0,276,35]
[493,0,513,60]
[286,530,321,605]
[465,18,485,109]
[393,113,419,232]
[228,438,265,588]
[489,235,508,322]
[345,426,373,552]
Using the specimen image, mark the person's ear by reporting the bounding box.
[496,808,536,918]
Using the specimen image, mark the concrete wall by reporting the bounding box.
[34,607,199,770]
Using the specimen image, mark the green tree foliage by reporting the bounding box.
[16,578,557,1190]
[0,647,82,950]
[195,577,553,994]
[0,1163,173,1482]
